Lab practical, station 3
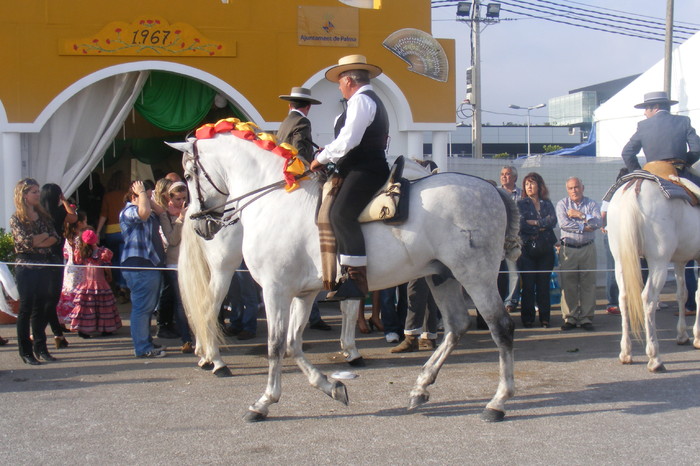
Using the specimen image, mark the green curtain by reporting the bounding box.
[134,71,216,132]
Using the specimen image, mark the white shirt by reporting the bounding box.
[317,84,377,165]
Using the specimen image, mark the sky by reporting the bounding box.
[430,0,700,125]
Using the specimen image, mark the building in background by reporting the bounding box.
[0,0,456,228]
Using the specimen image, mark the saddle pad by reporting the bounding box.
[602,170,694,204]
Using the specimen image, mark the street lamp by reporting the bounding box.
[508,103,546,156]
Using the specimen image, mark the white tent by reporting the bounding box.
[595,32,700,160]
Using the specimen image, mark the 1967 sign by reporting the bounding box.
[60,17,235,57]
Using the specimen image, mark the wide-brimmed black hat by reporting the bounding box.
[278,87,321,105]
[634,91,678,109]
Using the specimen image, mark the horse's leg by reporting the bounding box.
[198,271,235,376]
[339,299,363,365]
[616,267,633,364]
[463,276,515,422]
[674,263,690,346]
[643,264,667,372]
[244,290,291,422]
[286,294,349,405]
[406,278,471,411]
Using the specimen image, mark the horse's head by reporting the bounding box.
[167,138,230,240]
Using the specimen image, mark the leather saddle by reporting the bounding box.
[643,160,700,205]
[358,156,411,225]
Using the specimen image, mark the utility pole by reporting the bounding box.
[664,0,674,96]
[457,2,501,159]
[471,0,483,159]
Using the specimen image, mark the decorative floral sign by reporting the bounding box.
[60,17,235,57]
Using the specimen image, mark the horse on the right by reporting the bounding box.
[607,178,700,372]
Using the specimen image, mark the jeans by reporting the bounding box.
[103,231,126,289]
[309,298,323,325]
[685,261,697,312]
[379,284,408,335]
[15,266,52,357]
[226,264,259,334]
[123,268,161,356]
[165,269,192,343]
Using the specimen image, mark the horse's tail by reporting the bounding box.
[615,188,645,339]
[496,188,521,262]
[178,215,224,356]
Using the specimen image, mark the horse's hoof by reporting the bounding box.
[243,410,267,422]
[407,393,429,411]
[648,363,666,373]
[347,356,365,367]
[200,362,215,370]
[331,380,349,406]
[693,340,700,350]
[481,408,506,422]
[619,355,633,365]
[213,366,233,377]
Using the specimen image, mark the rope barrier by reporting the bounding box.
[0,261,693,275]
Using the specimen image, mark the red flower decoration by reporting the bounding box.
[106,39,111,44]
[209,52,214,56]
[174,30,181,34]
[115,28,122,33]
[73,44,78,50]
[194,38,200,43]
[92,39,99,43]
[217,45,222,49]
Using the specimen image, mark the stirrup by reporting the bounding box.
[324,278,365,302]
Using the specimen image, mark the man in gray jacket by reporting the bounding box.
[621,91,700,181]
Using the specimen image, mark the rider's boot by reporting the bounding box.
[325,266,368,301]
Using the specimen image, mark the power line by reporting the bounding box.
[497,4,686,44]
[514,0,698,35]
[499,0,694,40]
[431,0,698,43]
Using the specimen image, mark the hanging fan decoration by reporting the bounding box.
[338,0,382,9]
[382,28,449,82]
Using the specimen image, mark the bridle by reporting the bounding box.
[186,140,311,236]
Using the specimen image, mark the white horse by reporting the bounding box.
[607,179,700,372]
[178,157,436,377]
[173,133,520,422]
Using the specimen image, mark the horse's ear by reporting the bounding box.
[165,141,194,154]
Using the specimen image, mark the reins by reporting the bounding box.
[188,140,312,228]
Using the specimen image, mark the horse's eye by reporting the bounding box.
[184,173,193,182]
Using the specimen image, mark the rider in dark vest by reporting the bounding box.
[310,54,390,300]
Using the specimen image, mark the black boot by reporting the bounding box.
[325,266,368,301]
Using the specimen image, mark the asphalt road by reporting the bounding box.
[1,287,699,465]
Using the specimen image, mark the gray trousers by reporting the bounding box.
[404,277,439,339]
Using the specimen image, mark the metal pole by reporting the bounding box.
[664,0,674,95]
[526,109,531,156]
[471,0,483,159]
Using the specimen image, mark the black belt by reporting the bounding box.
[562,240,593,249]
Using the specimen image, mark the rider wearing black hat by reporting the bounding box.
[621,91,700,179]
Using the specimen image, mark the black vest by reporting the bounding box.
[333,89,390,176]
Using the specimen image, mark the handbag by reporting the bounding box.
[525,234,551,257]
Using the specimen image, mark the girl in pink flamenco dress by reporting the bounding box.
[67,229,122,338]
